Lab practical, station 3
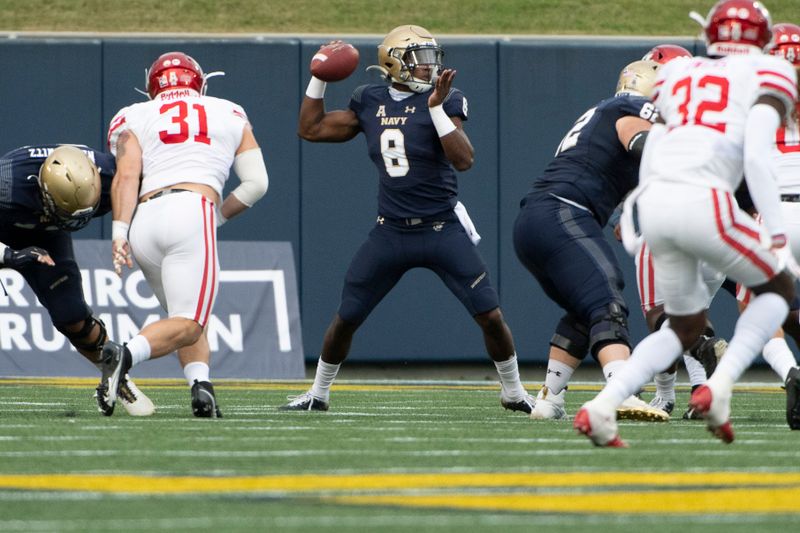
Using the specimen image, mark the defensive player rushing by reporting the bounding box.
[576,0,799,446]
[513,59,668,422]
[282,25,534,412]
[0,144,154,416]
[100,52,269,417]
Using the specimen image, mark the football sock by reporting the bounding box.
[683,354,708,387]
[183,362,210,387]
[494,354,528,398]
[711,293,789,385]
[595,328,683,408]
[761,337,797,382]
[126,335,152,366]
[309,358,340,401]
[654,371,676,401]
[543,359,574,395]
[602,359,626,381]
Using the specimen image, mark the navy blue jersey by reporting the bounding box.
[530,95,657,227]
[0,144,115,230]
[349,85,468,218]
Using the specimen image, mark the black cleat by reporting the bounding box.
[501,393,536,414]
[191,380,222,418]
[689,336,727,377]
[98,341,132,414]
[279,392,329,411]
[785,367,800,430]
[682,406,703,420]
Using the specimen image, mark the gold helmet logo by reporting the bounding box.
[370,25,444,93]
[38,145,101,231]
[615,59,660,98]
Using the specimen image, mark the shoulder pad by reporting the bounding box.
[351,84,371,104]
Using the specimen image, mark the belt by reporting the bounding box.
[139,188,191,204]
[781,194,800,203]
[377,212,455,226]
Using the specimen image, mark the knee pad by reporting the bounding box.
[56,315,107,359]
[589,302,631,357]
[550,314,590,360]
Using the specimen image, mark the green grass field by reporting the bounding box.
[1,378,798,532]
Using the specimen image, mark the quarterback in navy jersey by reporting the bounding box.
[513,60,669,421]
[282,25,534,412]
[0,144,154,416]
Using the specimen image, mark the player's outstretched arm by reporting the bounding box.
[110,130,142,276]
[428,69,474,171]
[0,242,54,268]
[218,126,269,225]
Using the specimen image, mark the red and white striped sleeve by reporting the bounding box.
[755,57,798,121]
[106,107,131,156]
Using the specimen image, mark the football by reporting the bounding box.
[310,42,359,82]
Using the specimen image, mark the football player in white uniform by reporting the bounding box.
[99,52,269,417]
[575,0,798,446]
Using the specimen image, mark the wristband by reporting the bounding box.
[112,220,130,241]
[216,209,228,228]
[305,77,327,99]
[429,104,457,137]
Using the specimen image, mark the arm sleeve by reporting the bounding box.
[230,148,268,207]
[743,103,784,238]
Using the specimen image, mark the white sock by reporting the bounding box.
[711,293,789,385]
[683,353,708,387]
[544,359,574,395]
[602,359,626,381]
[126,335,151,367]
[654,371,676,401]
[309,358,340,401]
[595,328,683,407]
[494,354,528,399]
[183,361,210,386]
[762,337,797,382]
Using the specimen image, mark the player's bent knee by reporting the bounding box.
[551,314,590,360]
[56,316,108,361]
[473,307,503,329]
[588,303,631,358]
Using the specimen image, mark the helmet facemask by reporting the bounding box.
[371,25,444,94]
[396,44,444,93]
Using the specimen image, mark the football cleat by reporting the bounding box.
[98,341,132,413]
[682,405,703,420]
[574,403,627,447]
[94,374,155,416]
[119,376,155,416]
[529,386,567,420]
[689,336,727,378]
[191,380,222,418]
[688,383,734,443]
[617,395,670,422]
[501,392,536,414]
[279,391,329,411]
[648,395,675,416]
[785,367,800,430]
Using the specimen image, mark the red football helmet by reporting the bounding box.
[769,22,800,66]
[642,44,693,64]
[702,0,772,56]
[145,51,205,99]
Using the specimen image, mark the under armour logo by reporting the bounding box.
[405,106,416,113]
[546,369,562,376]
[433,222,444,231]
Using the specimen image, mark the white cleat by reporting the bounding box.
[119,376,155,416]
[617,395,670,422]
[648,395,675,416]
[573,401,627,447]
[529,386,567,420]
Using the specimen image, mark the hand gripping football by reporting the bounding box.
[310,42,360,82]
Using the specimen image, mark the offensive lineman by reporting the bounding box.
[576,0,799,446]
[0,144,154,416]
[100,52,269,417]
[282,25,534,412]
[513,60,669,422]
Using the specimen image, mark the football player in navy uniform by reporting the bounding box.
[0,144,154,416]
[513,60,669,422]
[282,25,534,412]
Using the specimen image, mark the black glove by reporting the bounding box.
[2,246,51,268]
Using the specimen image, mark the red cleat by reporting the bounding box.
[689,384,735,444]
[574,406,627,447]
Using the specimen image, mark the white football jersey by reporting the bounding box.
[645,54,797,191]
[775,116,800,194]
[107,88,249,198]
